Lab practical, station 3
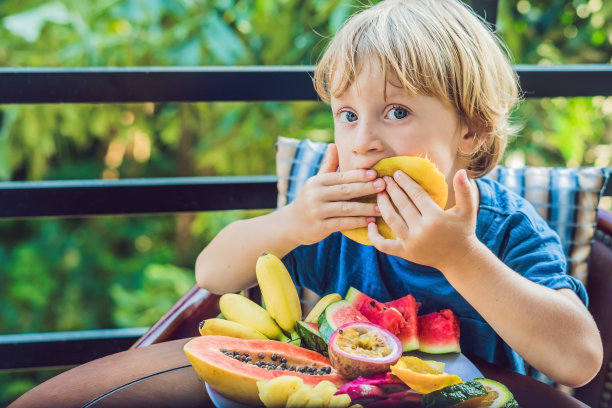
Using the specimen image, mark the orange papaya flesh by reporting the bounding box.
[342,156,448,246]
[184,335,348,406]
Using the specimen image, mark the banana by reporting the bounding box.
[304,293,342,324]
[255,252,302,342]
[199,318,269,340]
[219,293,290,342]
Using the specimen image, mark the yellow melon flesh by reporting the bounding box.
[390,356,462,394]
[341,156,448,246]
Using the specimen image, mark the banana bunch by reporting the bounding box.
[199,318,268,340]
[256,252,302,344]
[198,252,303,344]
[199,293,291,341]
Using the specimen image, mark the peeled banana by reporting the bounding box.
[199,318,269,340]
[219,293,290,342]
[256,253,302,342]
[304,293,342,324]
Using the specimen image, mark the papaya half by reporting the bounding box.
[184,335,347,406]
[342,156,448,246]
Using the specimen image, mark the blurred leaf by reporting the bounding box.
[201,12,247,64]
[2,2,70,42]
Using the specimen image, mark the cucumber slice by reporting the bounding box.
[421,380,488,408]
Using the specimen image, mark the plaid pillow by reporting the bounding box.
[275,137,609,283]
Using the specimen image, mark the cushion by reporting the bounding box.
[275,137,609,284]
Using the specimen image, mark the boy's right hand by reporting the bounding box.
[284,143,385,245]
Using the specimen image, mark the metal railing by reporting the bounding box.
[1,1,612,372]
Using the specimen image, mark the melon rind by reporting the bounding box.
[341,156,448,246]
[296,320,328,357]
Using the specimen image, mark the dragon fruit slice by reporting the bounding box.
[337,384,386,400]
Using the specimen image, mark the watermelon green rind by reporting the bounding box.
[318,300,370,343]
[296,320,328,357]
[344,286,362,304]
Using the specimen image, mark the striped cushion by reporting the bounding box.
[275,137,609,283]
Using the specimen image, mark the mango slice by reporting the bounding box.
[341,156,448,246]
[390,356,463,394]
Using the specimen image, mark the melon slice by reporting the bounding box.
[418,309,461,354]
[296,320,328,357]
[384,294,420,352]
[341,156,448,246]
[345,287,406,335]
[318,300,370,343]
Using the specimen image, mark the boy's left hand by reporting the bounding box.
[369,169,480,271]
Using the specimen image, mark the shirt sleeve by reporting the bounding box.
[498,211,588,306]
[281,243,324,295]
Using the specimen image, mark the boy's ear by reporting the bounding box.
[458,124,485,154]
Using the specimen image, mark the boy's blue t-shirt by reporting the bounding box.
[281,177,588,373]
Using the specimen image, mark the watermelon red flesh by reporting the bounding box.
[384,294,420,352]
[418,309,461,353]
[345,287,406,335]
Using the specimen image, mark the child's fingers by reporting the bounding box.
[383,175,421,220]
[452,169,475,216]
[317,143,339,174]
[319,201,380,218]
[319,176,385,201]
[368,219,403,255]
[376,190,410,241]
[391,171,438,215]
[318,168,378,186]
[321,215,374,232]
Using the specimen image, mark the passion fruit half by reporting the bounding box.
[328,322,402,380]
[341,156,448,246]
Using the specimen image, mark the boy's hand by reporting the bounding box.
[369,169,480,272]
[285,143,385,245]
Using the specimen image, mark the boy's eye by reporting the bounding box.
[386,107,408,120]
[340,111,358,123]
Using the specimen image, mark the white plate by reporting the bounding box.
[206,382,252,408]
[205,352,483,408]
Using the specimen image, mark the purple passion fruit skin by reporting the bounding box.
[328,322,402,380]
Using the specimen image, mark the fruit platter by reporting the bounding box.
[184,253,519,407]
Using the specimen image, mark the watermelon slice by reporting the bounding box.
[418,309,461,354]
[296,320,328,356]
[384,294,420,352]
[318,300,370,343]
[345,287,406,335]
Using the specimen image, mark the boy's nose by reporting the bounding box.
[352,120,384,155]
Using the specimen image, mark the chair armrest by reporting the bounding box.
[131,284,220,348]
[574,208,612,407]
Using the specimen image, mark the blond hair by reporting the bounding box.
[314,0,520,178]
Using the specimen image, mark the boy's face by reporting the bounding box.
[329,62,474,185]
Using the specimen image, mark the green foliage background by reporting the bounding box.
[0,0,610,404]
